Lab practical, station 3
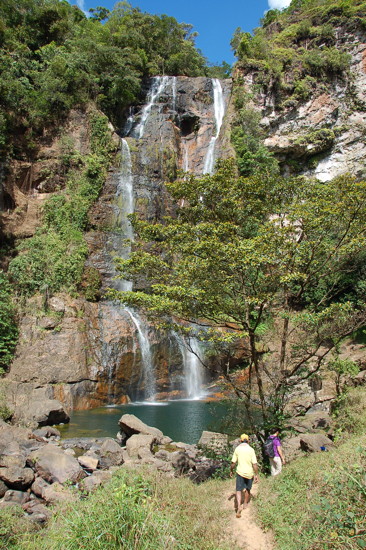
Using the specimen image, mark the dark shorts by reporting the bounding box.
[236,474,253,492]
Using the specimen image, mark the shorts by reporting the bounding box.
[236,474,253,492]
[270,456,282,476]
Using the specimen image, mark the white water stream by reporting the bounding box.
[203,78,226,174]
[126,308,156,401]
[136,76,169,138]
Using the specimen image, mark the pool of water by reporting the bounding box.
[58,400,230,445]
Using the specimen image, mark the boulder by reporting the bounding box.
[0,480,8,498]
[0,453,26,469]
[97,438,124,468]
[300,433,334,453]
[288,411,333,434]
[126,434,155,459]
[282,436,303,463]
[31,476,50,498]
[33,426,61,440]
[0,466,34,490]
[119,414,163,441]
[198,431,228,451]
[22,500,52,523]
[170,451,195,474]
[79,470,112,494]
[28,445,85,484]
[3,489,30,505]
[20,399,69,427]
[42,482,76,504]
[78,455,99,471]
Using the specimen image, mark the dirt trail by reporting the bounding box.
[223,482,274,550]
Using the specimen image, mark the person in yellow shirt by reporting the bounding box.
[230,433,259,518]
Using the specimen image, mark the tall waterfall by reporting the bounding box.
[96,75,230,404]
[203,79,226,174]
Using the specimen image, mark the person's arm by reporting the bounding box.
[230,461,236,477]
[253,462,259,483]
[277,444,286,465]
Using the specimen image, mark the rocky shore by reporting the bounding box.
[0,407,338,526]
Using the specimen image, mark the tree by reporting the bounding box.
[110,160,366,426]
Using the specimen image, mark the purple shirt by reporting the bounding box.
[270,435,281,458]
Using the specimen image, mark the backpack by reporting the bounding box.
[264,437,275,458]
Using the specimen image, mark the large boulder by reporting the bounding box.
[118,414,163,442]
[97,438,124,468]
[300,433,334,453]
[28,445,85,484]
[198,431,228,452]
[282,436,303,463]
[42,482,76,504]
[0,466,34,490]
[18,399,69,427]
[126,434,155,459]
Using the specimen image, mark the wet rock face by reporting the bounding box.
[6,77,232,413]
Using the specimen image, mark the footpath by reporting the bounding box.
[221,479,274,550]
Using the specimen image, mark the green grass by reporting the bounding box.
[255,433,366,550]
[1,468,233,550]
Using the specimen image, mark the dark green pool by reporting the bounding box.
[58,400,230,445]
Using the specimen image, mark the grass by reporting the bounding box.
[255,389,366,550]
[1,467,234,550]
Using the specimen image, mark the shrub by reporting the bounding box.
[0,271,18,372]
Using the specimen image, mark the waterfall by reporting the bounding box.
[136,76,169,138]
[112,138,134,292]
[176,336,205,400]
[182,141,189,172]
[126,308,156,401]
[172,76,177,113]
[203,78,226,175]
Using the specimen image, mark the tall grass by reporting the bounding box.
[2,468,233,550]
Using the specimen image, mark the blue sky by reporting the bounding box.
[68,0,292,64]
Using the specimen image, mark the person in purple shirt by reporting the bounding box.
[269,428,286,476]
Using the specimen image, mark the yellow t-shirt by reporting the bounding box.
[231,442,257,479]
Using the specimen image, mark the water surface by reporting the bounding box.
[58,400,229,445]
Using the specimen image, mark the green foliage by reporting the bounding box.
[81,266,102,301]
[0,271,18,372]
[231,90,279,176]
[256,435,366,550]
[327,355,359,395]
[231,0,356,109]
[8,108,112,296]
[111,160,366,419]
[332,387,366,435]
[0,0,207,160]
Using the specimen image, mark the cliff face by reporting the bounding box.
[4,76,233,417]
[237,28,366,181]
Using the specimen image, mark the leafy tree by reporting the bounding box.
[0,271,18,373]
[110,160,366,426]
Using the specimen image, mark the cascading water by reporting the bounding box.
[203,78,226,175]
[97,75,230,404]
[135,76,169,139]
[126,308,156,401]
[175,335,206,400]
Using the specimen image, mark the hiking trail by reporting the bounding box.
[222,480,274,550]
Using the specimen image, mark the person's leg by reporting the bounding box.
[236,490,243,516]
[235,475,245,517]
[242,477,254,508]
[271,456,282,476]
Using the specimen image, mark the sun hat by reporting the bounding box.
[240,433,249,441]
